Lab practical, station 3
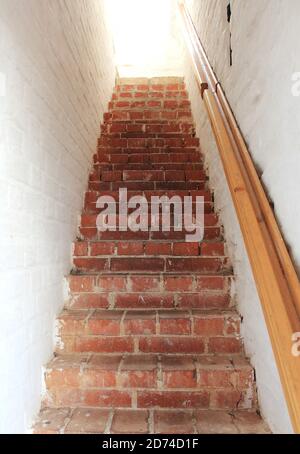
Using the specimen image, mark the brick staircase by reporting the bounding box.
[33,78,269,434]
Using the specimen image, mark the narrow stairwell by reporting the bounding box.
[33,77,270,434]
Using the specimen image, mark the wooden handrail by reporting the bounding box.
[178,0,300,433]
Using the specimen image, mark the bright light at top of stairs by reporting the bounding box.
[104,0,183,77]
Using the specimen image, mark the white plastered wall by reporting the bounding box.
[0,0,115,434]
[182,0,300,434]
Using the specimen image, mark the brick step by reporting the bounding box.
[66,274,232,310]
[104,110,192,122]
[113,92,189,102]
[85,189,212,204]
[115,81,186,92]
[94,147,202,160]
[91,169,206,182]
[67,292,231,312]
[101,122,194,135]
[98,137,199,149]
[33,407,270,434]
[112,94,189,104]
[103,119,195,127]
[43,354,254,412]
[113,83,188,94]
[84,201,214,215]
[73,256,230,274]
[58,309,240,337]
[95,151,202,164]
[74,241,225,258]
[88,181,207,191]
[93,163,204,171]
[109,100,191,110]
[80,212,219,228]
[79,229,222,242]
[100,132,196,140]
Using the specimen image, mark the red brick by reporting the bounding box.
[164,276,193,292]
[129,276,161,292]
[139,337,205,354]
[164,100,178,109]
[70,294,109,309]
[111,410,149,434]
[159,314,191,335]
[65,409,109,434]
[111,258,164,272]
[199,370,233,388]
[137,391,209,409]
[144,243,171,256]
[194,317,224,336]
[163,371,197,389]
[73,258,109,272]
[115,293,174,309]
[81,214,97,227]
[195,276,227,291]
[45,368,80,388]
[68,275,95,293]
[115,101,130,108]
[102,171,122,182]
[82,369,117,388]
[97,276,127,292]
[87,312,122,336]
[124,311,156,335]
[84,390,132,408]
[90,242,115,256]
[173,243,199,256]
[208,337,241,354]
[212,390,245,410]
[73,241,88,256]
[33,408,71,434]
[201,242,225,256]
[195,410,238,434]
[110,124,127,133]
[177,293,230,309]
[166,84,181,91]
[147,100,161,108]
[137,84,149,91]
[154,410,194,434]
[117,242,144,256]
[166,257,222,273]
[73,337,134,353]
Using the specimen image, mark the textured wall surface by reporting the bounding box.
[0,0,115,433]
[183,0,300,434]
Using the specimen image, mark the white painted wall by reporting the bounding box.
[105,0,184,77]
[182,0,300,434]
[0,0,115,434]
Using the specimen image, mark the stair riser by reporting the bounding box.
[58,313,240,338]
[44,389,254,411]
[91,170,206,181]
[73,257,230,273]
[101,123,194,135]
[73,241,225,258]
[57,336,242,355]
[89,182,207,191]
[45,367,251,392]
[98,137,199,148]
[67,275,231,294]
[105,111,193,122]
[67,293,231,311]
[93,164,204,171]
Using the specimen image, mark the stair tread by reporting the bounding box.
[33,407,270,434]
[46,353,251,372]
